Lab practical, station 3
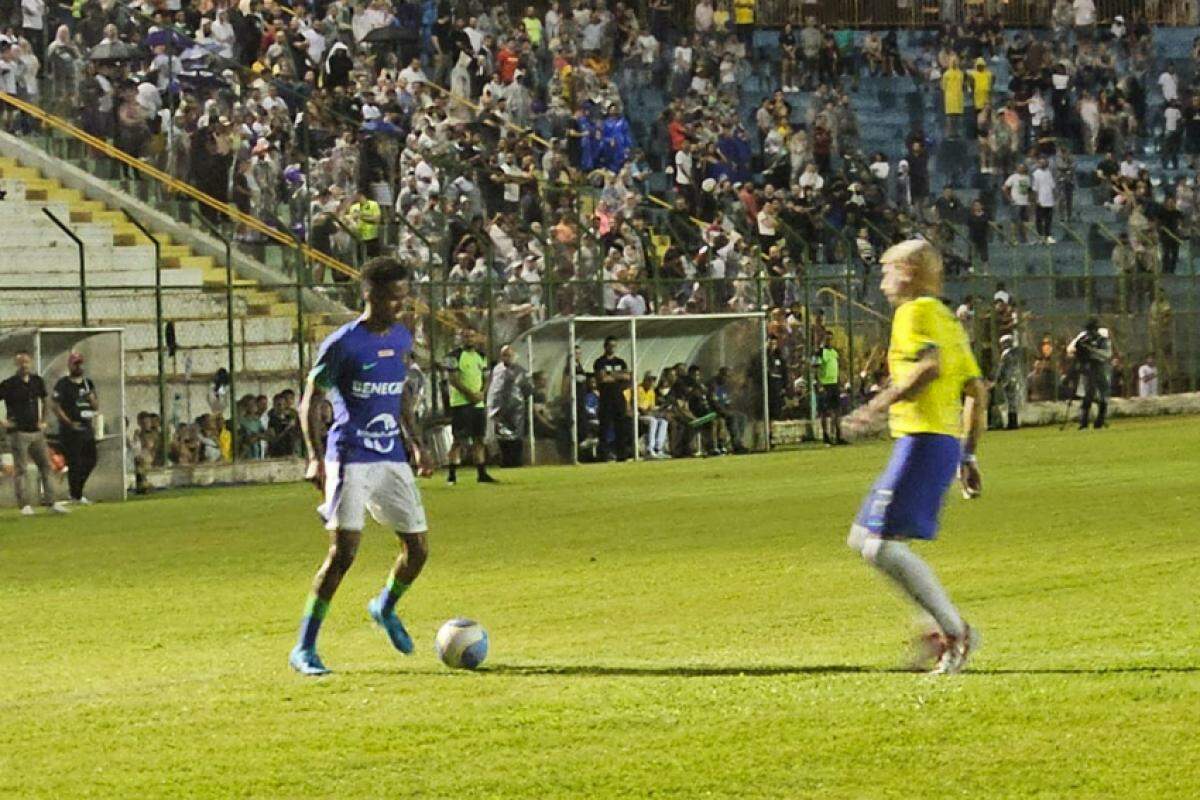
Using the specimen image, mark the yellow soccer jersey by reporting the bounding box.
[887,297,982,437]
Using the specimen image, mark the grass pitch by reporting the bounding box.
[3,418,1199,798]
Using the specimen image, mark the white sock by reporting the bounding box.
[870,540,966,640]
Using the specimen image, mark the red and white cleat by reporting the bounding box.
[908,628,949,672]
[932,624,981,675]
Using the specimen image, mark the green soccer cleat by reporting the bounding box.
[289,646,331,677]
[368,597,414,655]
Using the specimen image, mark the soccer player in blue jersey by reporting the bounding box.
[843,239,988,675]
[289,257,434,676]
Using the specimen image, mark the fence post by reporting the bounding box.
[195,213,239,462]
[125,213,168,461]
[844,254,856,402]
[43,208,86,326]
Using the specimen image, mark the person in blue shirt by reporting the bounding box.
[600,104,634,171]
[289,258,434,676]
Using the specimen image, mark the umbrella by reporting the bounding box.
[361,24,417,44]
[89,41,143,62]
[145,28,193,51]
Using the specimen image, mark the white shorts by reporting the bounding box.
[318,460,428,534]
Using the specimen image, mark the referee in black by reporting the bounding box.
[51,352,100,505]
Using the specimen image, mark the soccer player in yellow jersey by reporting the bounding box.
[843,239,988,675]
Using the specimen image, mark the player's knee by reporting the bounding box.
[327,542,358,572]
[402,532,429,568]
[847,524,883,564]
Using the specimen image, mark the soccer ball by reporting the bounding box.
[435,618,489,670]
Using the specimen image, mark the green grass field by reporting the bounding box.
[3,418,1199,798]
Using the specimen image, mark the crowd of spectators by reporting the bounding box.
[4,0,1194,440]
[131,383,306,478]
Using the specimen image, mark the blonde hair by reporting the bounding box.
[880,239,943,295]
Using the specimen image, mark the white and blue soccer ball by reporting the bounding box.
[435,618,489,670]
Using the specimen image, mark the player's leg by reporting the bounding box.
[367,463,430,655]
[28,434,68,512]
[291,462,365,675]
[447,407,465,484]
[1078,380,1093,429]
[11,432,33,513]
[291,528,361,675]
[473,408,497,482]
[832,404,846,444]
[848,435,974,673]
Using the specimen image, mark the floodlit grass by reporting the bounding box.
[2,418,1198,798]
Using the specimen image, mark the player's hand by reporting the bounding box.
[411,444,434,478]
[304,458,325,493]
[958,459,983,500]
[842,405,884,441]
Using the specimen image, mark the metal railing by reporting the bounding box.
[672,0,1192,28]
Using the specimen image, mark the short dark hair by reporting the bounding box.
[604,335,617,345]
[361,257,409,288]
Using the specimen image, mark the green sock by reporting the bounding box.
[379,576,409,614]
[298,593,330,650]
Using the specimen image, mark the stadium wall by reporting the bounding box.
[769,392,1200,445]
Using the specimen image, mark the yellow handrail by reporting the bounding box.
[0,91,358,279]
[815,286,890,323]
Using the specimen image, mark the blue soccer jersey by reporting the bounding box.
[309,318,413,464]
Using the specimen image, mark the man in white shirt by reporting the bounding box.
[1031,157,1057,244]
[1157,65,1178,103]
[1137,357,1158,397]
[674,142,694,197]
[1162,100,1183,170]
[1072,0,1095,34]
[398,57,427,86]
[1118,152,1143,180]
[1003,164,1032,244]
[694,1,714,34]
[616,287,648,316]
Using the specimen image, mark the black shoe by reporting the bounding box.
[835,438,849,446]
[477,473,499,484]
[447,472,457,485]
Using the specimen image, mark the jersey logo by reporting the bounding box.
[362,362,378,371]
[350,380,406,398]
[357,413,400,454]
[377,349,395,357]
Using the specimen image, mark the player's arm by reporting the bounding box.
[400,377,432,477]
[298,375,327,490]
[959,376,988,498]
[868,345,941,414]
[50,383,75,429]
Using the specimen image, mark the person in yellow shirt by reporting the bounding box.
[968,57,993,136]
[843,239,988,675]
[348,191,382,259]
[941,56,965,138]
[636,371,669,458]
[733,0,755,50]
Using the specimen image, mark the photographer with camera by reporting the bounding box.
[1066,319,1113,430]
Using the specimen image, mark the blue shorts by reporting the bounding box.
[854,434,961,540]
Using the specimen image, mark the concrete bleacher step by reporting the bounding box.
[125,342,303,379]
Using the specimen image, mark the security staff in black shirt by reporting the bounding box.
[592,336,630,461]
[766,335,789,422]
[51,352,100,504]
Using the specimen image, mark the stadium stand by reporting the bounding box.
[0,0,1197,478]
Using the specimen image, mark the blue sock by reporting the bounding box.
[379,576,409,615]
[298,594,330,650]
